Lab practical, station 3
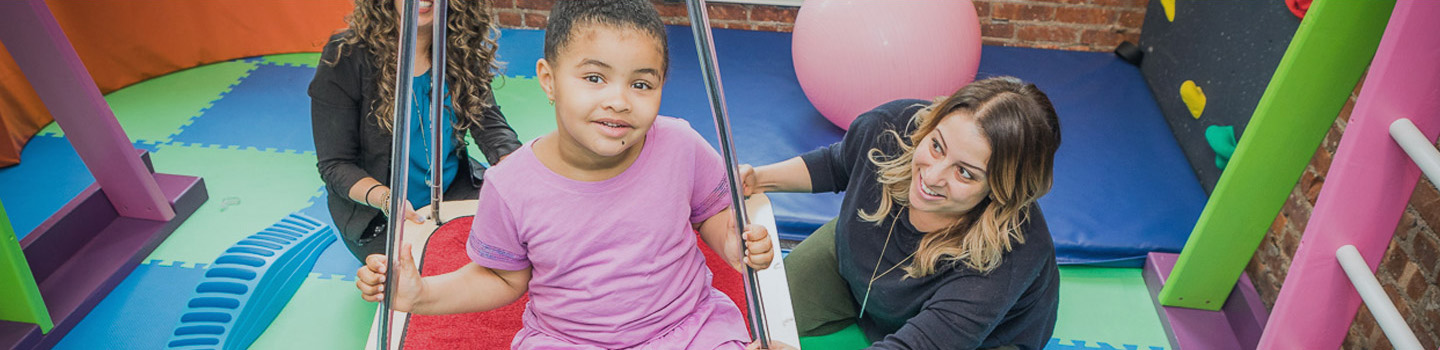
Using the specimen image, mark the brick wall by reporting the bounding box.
[1245,79,1440,349]
[975,0,1147,51]
[492,0,1148,52]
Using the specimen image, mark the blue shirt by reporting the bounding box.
[407,71,459,209]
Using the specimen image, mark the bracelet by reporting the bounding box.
[381,191,392,217]
[362,183,383,207]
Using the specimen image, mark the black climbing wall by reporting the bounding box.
[1138,1,1302,193]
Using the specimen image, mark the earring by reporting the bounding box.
[547,99,554,105]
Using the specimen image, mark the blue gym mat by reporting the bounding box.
[646,27,1206,265]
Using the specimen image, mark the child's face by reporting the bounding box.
[537,24,666,159]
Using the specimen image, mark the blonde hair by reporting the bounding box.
[324,0,504,141]
[860,76,1061,277]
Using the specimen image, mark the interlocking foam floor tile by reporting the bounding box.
[170,64,318,154]
[260,53,322,68]
[144,143,323,264]
[465,75,556,164]
[796,266,1173,350]
[37,60,259,142]
[1051,267,1170,350]
[247,275,378,349]
[0,135,92,240]
[51,261,208,350]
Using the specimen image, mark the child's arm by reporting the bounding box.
[410,263,530,315]
[696,209,774,273]
[357,243,530,315]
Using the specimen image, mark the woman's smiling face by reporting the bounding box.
[908,110,992,220]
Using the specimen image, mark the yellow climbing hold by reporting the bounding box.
[1181,80,1206,119]
[1161,0,1176,22]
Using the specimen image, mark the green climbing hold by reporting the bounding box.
[1206,125,1238,170]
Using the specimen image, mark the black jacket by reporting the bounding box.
[801,99,1060,349]
[308,32,521,244]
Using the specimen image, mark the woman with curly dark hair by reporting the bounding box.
[309,0,521,261]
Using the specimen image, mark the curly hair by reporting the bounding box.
[326,0,504,141]
[860,77,1061,277]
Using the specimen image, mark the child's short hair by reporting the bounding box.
[544,0,669,77]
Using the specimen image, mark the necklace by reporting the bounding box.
[413,78,439,188]
[858,207,918,319]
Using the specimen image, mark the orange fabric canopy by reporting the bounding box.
[0,0,353,167]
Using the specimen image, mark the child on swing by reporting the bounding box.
[356,1,775,349]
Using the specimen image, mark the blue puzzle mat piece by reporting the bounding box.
[0,135,94,240]
[171,64,317,153]
[53,262,208,350]
[493,27,1204,265]
[297,191,363,278]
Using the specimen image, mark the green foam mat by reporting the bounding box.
[795,266,1170,349]
[467,76,556,163]
[1052,266,1169,349]
[248,275,379,349]
[799,324,868,350]
[38,60,259,141]
[261,52,323,68]
[144,143,324,264]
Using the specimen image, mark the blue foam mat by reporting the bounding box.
[634,27,1204,264]
[978,46,1206,265]
[171,64,317,153]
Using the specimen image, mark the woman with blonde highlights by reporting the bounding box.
[310,0,521,261]
[741,77,1062,349]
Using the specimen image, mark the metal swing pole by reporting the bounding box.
[683,0,770,347]
[426,0,443,224]
[379,0,420,348]
[429,0,447,225]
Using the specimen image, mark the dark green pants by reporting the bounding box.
[784,219,859,337]
[784,219,1020,350]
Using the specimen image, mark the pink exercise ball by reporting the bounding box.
[792,0,982,130]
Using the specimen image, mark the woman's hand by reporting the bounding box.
[381,197,427,224]
[742,224,774,270]
[356,243,424,312]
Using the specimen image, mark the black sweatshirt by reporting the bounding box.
[800,99,1060,350]
[308,32,521,243]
